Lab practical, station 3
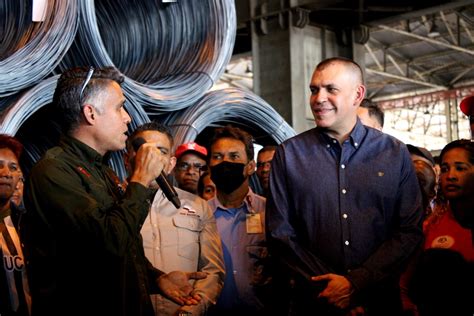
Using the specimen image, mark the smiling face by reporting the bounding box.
[440,147,474,200]
[0,148,21,204]
[309,61,365,140]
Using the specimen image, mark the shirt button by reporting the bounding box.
[341,164,346,169]
[345,240,350,246]
[354,142,358,147]
[342,213,348,219]
[326,144,330,148]
[333,140,337,144]
[342,189,347,194]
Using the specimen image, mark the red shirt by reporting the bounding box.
[424,208,474,262]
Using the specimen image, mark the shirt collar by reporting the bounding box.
[348,118,368,148]
[60,135,106,166]
[317,118,367,149]
[212,187,258,214]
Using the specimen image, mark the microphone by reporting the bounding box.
[132,137,181,209]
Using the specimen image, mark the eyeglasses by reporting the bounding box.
[176,162,207,172]
[80,67,95,102]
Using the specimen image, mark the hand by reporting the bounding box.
[157,271,207,305]
[311,273,353,309]
[130,142,165,187]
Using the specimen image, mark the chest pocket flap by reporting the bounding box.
[172,215,203,232]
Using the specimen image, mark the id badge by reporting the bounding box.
[246,213,263,234]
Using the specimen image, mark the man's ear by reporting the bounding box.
[82,104,96,125]
[246,160,256,176]
[165,156,177,174]
[354,84,366,107]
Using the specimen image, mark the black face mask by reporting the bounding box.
[210,161,247,194]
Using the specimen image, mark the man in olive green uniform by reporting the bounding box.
[22,67,205,316]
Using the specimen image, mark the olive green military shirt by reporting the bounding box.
[23,135,162,316]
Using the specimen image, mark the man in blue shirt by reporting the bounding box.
[207,126,271,316]
[266,57,423,315]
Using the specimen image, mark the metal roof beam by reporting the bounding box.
[377,24,474,56]
[440,11,457,44]
[366,68,448,90]
[366,37,448,84]
[367,0,474,26]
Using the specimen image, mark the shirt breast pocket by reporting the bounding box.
[246,245,270,286]
[355,165,399,202]
[173,215,202,260]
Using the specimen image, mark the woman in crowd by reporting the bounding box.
[409,139,474,316]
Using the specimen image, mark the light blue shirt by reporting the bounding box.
[208,188,269,314]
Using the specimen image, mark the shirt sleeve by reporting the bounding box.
[266,145,333,281]
[346,148,424,293]
[24,157,152,257]
[189,200,225,314]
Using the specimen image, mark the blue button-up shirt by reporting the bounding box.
[266,120,423,294]
[208,189,269,314]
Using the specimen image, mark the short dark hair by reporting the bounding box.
[316,57,364,85]
[360,99,385,128]
[52,66,124,135]
[126,121,174,152]
[0,134,23,160]
[209,126,254,162]
[258,145,277,158]
[440,139,474,165]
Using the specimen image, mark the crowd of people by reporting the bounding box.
[1,59,473,316]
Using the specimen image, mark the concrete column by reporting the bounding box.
[250,0,360,133]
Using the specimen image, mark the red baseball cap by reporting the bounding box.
[175,142,207,160]
[460,95,474,116]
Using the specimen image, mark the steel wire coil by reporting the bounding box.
[0,75,150,180]
[0,0,78,97]
[59,0,236,112]
[164,87,296,147]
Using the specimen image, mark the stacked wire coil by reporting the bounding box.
[0,0,295,179]
[165,87,297,147]
[0,0,78,97]
[59,0,236,112]
[0,75,150,179]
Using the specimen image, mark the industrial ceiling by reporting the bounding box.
[232,0,474,104]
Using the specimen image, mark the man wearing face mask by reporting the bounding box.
[207,126,272,316]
